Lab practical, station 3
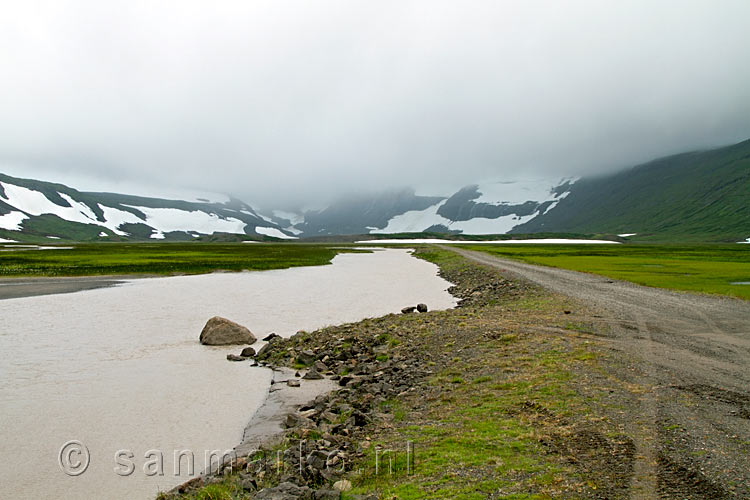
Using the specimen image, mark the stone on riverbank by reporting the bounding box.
[296,350,317,365]
[226,354,246,362]
[416,303,428,312]
[200,316,256,345]
[240,346,256,357]
[302,369,324,380]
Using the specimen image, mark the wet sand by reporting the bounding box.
[0,275,153,300]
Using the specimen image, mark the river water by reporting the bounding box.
[0,249,456,499]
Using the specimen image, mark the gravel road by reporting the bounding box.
[449,246,750,500]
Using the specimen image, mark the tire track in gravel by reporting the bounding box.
[445,246,750,499]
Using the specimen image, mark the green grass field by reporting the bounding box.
[464,244,750,300]
[0,243,347,277]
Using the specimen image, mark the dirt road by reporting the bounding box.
[449,247,750,499]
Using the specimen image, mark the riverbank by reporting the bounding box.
[0,274,150,299]
[162,247,748,499]
[2,248,457,500]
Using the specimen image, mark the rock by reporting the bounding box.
[287,379,300,387]
[315,488,340,500]
[256,338,280,359]
[262,332,281,341]
[296,350,317,365]
[199,316,256,345]
[284,413,313,428]
[239,476,258,492]
[564,310,572,314]
[401,306,416,314]
[333,479,352,492]
[240,346,256,357]
[338,375,353,386]
[306,450,328,470]
[416,303,428,313]
[255,482,312,500]
[303,369,324,380]
[226,354,246,361]
[313,360,328,372]
[348,410,368,427]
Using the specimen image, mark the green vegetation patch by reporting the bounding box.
[466,244,750,300]
[0,243,351,277]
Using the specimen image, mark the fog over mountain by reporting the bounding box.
[1,1,749,207]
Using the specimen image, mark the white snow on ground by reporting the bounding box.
[121,205,247,235]
[372,201,449,233]
[284,226,303,235]
[355,238,619,244]
[97,204,144,235]
[0,237,18,243]
[372,179,576,235]
[255,226,298,239]
[98,232,107,237]
[372,200,541,235]
[0,183,99,224]
[449,212,540,235]
[739,238,750,244]
[618,233,637,237]
[0,211,28,230]
[473,178,574,205]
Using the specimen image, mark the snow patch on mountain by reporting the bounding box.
[472,178,574,205]
[357,238,619,244]
[371,200,449,233]
[0,182,98,224]
[449,212,540,234]
[371,178,574,235]
[0,211,28,231]
[255,226,298,239]
[121,205,247,237]
[97,204,142,235]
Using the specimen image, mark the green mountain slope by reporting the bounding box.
[513,139,750,241]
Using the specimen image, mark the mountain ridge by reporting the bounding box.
[1,138,748,242]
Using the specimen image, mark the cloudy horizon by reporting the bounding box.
[2,0,750,208]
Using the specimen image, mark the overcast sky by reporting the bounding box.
[1,0,749,207]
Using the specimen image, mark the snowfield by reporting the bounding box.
[0,179,278,239]
[356,238,619,244]
[121,205,247,237]
[371,178,574,235]
[472,178,574,205]
[0,211,29,231]
[255,226,298,239]
[0,182,99,225]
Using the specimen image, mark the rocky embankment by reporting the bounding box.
[160,250,530,500]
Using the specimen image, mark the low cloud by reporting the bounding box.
[1,0,749,207]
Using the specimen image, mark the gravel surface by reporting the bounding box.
[451,246,750,499]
